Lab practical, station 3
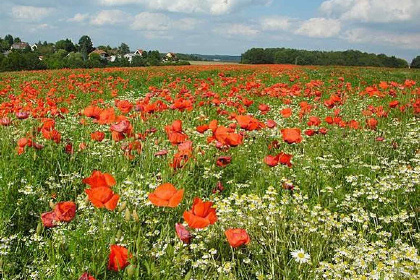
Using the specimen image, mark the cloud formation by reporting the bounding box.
[90,10,130,25]
[319,0,420,23]
[97,0,272,15]
[11,5,55,21]
[260,17,291,31]
[295,18,341,38]
[343,28,420,49]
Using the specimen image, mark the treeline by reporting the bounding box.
[242,48,418,68]
[0,34,189,72]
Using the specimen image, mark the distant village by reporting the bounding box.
[3,41,179,63]
[0,34,190,71]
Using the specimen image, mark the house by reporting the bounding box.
[165,52,178,61]
[134,49,144,56]
[123,49,144,63]
[89,49,108,59]
[10,42,30,50]
[108,55,121,62]
[124,53,135,63]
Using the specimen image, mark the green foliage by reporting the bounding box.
[410,56,420,68]
[242,47,409,68]
[118,43,130,55]
[78,35,94,61]
[55,39,76,53]
[0,51,46,71]
[4,34,13,46]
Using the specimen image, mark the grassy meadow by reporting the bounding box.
[0,64,419,279]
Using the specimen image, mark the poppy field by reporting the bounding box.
[0,64,419,279]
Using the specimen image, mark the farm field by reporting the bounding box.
[0,64,419,280]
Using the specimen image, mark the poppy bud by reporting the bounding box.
[132,210,139,222]
[125,208,131,222]
[36,222,43,235]
[118,201,127,212]
[126,264,136,277]
[116,229,122,240]
[49,200,55,209]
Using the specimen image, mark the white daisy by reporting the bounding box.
[291,249,310,264]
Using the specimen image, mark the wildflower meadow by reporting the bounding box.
[0,64,419,279]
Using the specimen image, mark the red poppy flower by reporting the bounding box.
[165,120,188,145]
[225,228,250,248]
[54,201,76,222]
[175,223,192,244]
[196,124,209,133]
[110,120,131,133]
[366,118,378,130]
[264,152,292,167]
[318,128,328,135]
[108,245,130,271]
[16,111,29,119]
[41,201,77,228]
[41,211,57,228]
[82,171,116,189]
[0,117,11,126]
[389,100,399,108]
[148,183,184,207]
[264,155,279,167]
[212,181,224,194]
[91,131,105,142]
[278,152,293,167]
[183,198,217,229]
[325,116,334,124]
[281,108,292,118]
[85,187,120,210]
[235,115,264,131]
[258,104,270,114]
[116,100,133,114]
[305,129,316,136]
[307,116,321,126]
[170,151,191,170]
[216,156,232,167]
[266,119,277,128]
[281,128,302,144]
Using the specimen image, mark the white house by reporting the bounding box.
[124,53,135,63]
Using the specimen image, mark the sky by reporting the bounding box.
[0,0,419,61]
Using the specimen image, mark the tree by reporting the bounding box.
[4,34,13,46]
[55,39,76,53]
[118,43,130,55]
[410,56,420,68]
[78,35,94,60]
[13,37,21,43]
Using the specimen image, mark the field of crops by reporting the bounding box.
[0,65,419,280]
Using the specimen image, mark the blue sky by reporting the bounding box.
[0,0,419,61]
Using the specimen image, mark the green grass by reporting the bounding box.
[0,65,419,279]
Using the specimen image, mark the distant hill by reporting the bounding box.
[176,53,241,62]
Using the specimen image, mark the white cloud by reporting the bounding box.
[130,12,171,31]
[319,0,420,23]
[343,28,420,49]
[90,10,131,25]
[29,23,55,32]
[68,13,89,23]
[173,18,201,31]
[11,5,54,21]
[260,17,291,31]
[97,0,272,15]
[214,24,259,37]
[295,18,341,38]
